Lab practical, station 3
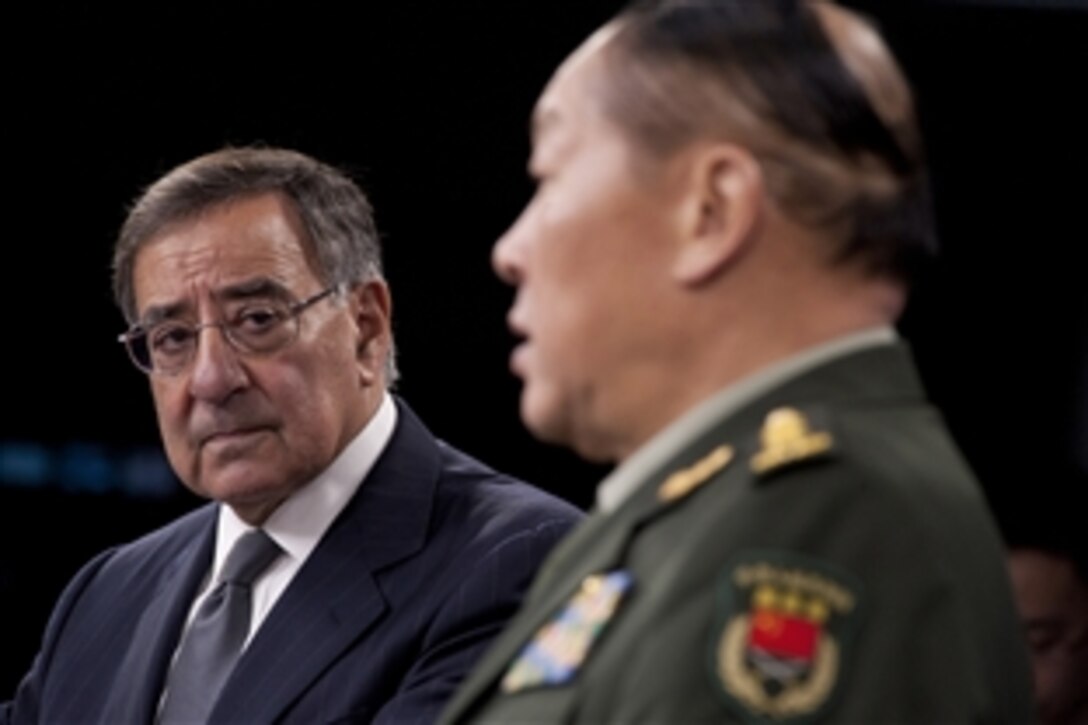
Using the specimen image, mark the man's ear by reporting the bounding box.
[672,143,764,286]
[347,279,392,386]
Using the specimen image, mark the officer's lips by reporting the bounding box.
[506,313,530,377]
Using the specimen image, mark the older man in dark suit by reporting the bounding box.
[1,147,581,724]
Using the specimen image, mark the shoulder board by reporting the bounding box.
[748,406,836,480]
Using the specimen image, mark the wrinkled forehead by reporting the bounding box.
[131,193,318,311]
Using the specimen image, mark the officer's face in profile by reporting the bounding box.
[491,29,686,461]
[1008,548,1088,725]
[131,192,380,523]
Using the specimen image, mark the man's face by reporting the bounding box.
[492,33,683,461]
[131,192,380,523]
[1008,548,1088,725]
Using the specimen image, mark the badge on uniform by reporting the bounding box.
[500,570,634,694]
[750,407,834,477]
[711,551,862,722]
[658,444,734,503]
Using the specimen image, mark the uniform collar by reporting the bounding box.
[596,327,897,513]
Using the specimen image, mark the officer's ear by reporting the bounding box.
[671,143,764,286]
[347,279,392,387]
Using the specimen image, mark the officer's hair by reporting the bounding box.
[597,0,936,283]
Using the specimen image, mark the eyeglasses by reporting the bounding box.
[118,284,345,376]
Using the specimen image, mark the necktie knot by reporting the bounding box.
[221,529,282,586]
[158,528,282,724]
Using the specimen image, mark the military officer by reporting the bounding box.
[442,1,1033,722]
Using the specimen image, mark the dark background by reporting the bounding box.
[2,1,1085,696]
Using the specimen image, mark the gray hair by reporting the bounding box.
[113,146,398,383]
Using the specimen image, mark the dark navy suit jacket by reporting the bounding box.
[1,400,582,724]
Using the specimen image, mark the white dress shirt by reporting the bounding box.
[181,392,397,647]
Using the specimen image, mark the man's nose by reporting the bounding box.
[492,216,528,286]
[187,324,249,402]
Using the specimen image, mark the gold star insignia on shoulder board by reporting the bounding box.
[658,444,734,503]
[750,407,833,476]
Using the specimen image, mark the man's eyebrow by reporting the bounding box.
[139,301,189,329]
[215,278,293,303]
[137,278,292,328]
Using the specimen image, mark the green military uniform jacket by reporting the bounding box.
[442,343,1033,724]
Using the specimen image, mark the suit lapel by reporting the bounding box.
[210,399,442,723]
[99,511,216,724]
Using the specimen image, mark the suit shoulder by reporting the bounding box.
[86,503,215,580]
[433,439,584,537]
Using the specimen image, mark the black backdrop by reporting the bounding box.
[2,1,1085,697]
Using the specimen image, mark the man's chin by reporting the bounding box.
[220,484,291,525]
[520,389,617,464]
[520,391,590,456]
[191,465,293,523]
[520,389,565,444]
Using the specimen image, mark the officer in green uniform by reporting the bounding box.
[442,1,1033,722]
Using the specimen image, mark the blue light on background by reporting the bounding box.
[0,440,177,499]
[0,442,51,488]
